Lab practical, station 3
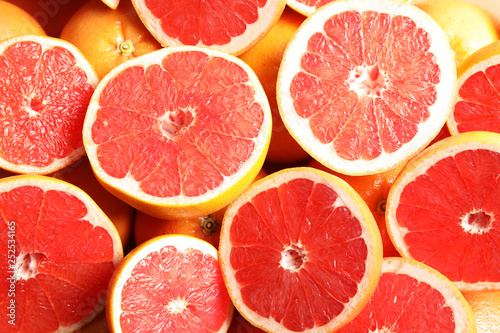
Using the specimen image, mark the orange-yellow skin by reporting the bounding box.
[239,7,310,164]
[6,0,83,37]
[0,0,46,41]
[60,0,162,79]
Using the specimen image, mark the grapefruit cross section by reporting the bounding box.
[83,45,272,220]
[107,234,234,333]
[219,167,383,333]
[448,40,500,136]
[277,0,457,175]
[0,175,123,333]
[131,0,287,55]
[386,131,500,291]
[337,257,476,333]
[0,35,98,175]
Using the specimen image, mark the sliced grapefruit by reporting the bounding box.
[0,174,123,332]
[130,0,287,55]
[448,40,500,135]
[337,257,476,332]
[107,234,233,333]
[0,35,99,175]
[219,167,383,332]
[277,0,457,175]
[386,131,500,291]
[82,45,272,220]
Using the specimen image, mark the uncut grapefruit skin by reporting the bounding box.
[83,45,272,220]
[106,234,234,333]
[219,167,383,333]
[130,0,287,56]
[0,34,99,175]
[277,0,457,176]
[386,131,500,291]
[0,174,123,333]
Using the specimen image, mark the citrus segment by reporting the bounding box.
[386,131,500,291]
[107,234,233,333]
[0,35,98,175]
[448,40,500,135]
[277,0,457,175]
[83,46,271,220]
[131,0,287,55]
[0,175,122,332]
[219,167,383,332]
[337,257,476,332]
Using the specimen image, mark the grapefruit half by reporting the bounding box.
[83,45,272,220]
[337,257,476,332]
[0,175,123,332]
[277,0,457,175]
[386,131,500,291]
[131,0,287,56]
[107,234,233,333]
[0,35,98,175]
[219,167,383,332]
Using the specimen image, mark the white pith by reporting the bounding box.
[277,0,457,175]
[219,167,382,333]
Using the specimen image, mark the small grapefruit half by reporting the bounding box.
[0,174,123,332]
[448,40,500,135]
[386,131,500,291]
[82,45,272,220]
[130,0,287,56]
[0,35,99,175]
[107,234,233,333]
[277,0,457,175]
[337,257,476,332]
[219,167,383,332]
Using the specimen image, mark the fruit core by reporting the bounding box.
[347,64,387,97]
[27,95,45,115]
[280,244,306,271]
[16,252,45,280]
[461,210,492,234]
[160,109,194,139]
[166,297,188,315]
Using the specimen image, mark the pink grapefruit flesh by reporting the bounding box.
[0,37,96,174]
[0,176,121,332]
[454,63,500,133]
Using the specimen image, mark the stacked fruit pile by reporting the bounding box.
[1,0,500,332]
